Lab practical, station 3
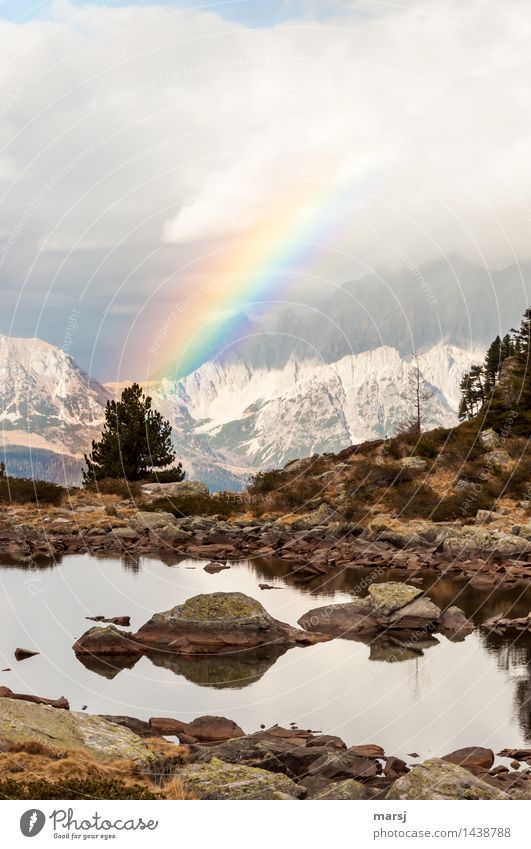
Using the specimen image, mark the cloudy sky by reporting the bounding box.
[0,0,530,379]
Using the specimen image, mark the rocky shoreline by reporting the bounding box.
[0,694,530,799]
[2,488,531,590]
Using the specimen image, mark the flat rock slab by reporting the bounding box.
[313,779,369,800]
[298,598,378,637]
[0,698,153,764]
[73,625,141,656]
[148,714,244,743]
[368,583,422,616]
[387,758,508,800]
[180,757,305,799]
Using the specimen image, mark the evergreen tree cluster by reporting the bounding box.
[458,307,531,432]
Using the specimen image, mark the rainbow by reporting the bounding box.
[160,173,366,378]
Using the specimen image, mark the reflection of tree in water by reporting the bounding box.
[479,629,531,741]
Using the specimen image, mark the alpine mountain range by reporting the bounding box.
[1,259,528,490]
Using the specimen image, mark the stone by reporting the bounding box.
[180,715,245,743]
[134,592,330,655]
[179,757,305,799]
[72,625,141,656]
[483,449,511,467]
[298,598,379,637]
[307,735,347,750]
[479,428,500,451]
[112,527,138,540]
[14,648,38,661]
[348,744,385,758]
[141,480,209,499]
[384,756,409,778]
[313,779,369,799]
[0,686,69,710]
[100,715,155,737]
[86,615,131,627]
[307,749,382,781]
[0,698,154,764]
[300,503,337,526]
[130,511,181,530]
[439,606,474,640]
[386,758,508,800]
[203,562,230,574]
[383,597,441,629]
[399,456,427,471]
[367,582,423,617]
[442,746,494,774]
[443,528,531,557]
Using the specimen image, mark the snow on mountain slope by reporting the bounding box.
[159,342,484,471]
[0,335,109,463]
[0,333,483,488]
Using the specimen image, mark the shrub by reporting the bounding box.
[85,478,140,498]
[414,437,439,459]
[0,778,158,800]
[248,469,290,495]
[0,477,64,505]
[143,493,241,518]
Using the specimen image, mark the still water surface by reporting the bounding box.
[1,554,530,760]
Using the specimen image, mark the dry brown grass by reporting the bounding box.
[0,737,193,799]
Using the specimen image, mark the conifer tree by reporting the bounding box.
[83,383,182,483]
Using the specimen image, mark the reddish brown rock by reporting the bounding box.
[439,606,474,640]
[134,592,330,655]
[442,746,494,774]
[349,744,385,759]
[0,686,69,710]
[86,615,131,626]
[14,648,39,661]
[297,598,379,637]
[72,625,141,656]
[148,714,244,743]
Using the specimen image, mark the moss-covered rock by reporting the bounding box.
[386,758,508,800]
[179,592,265,622]
[179,757,305,799]
[314,779,369,799]
[367,583,422,616]
[0,698,154,764]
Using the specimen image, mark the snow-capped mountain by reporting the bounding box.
[0,335,110,484]
[0,332,481,489]
[155,343,483,472]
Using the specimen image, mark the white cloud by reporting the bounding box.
[1,0,531,373]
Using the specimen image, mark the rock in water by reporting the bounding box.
[134,592,330,654]
[298,598,379,637]
[179,757,305,799]
[439,606,474,640]
[73,625,141,656]
[14,648,39,661]
[0,686,69,710]
[386,758,508,800]
[0,698,154,764]
[367,583,423,617]
[441,746,494,774]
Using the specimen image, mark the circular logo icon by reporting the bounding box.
[20,810,46,837]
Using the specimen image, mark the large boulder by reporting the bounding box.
[179,757,305,799]
[134,592,329,655]
[0,698,153,764]
[149,714,244,744]
[443,527,531,556]
[298,598,379,637]
[441,746,494,774]
[386,758,508,800]
[131,511,181,530]
[383,597,441,630]
[72,625,141,656]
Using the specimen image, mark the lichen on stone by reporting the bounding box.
[367,582,422,616]
[178,592,267,622]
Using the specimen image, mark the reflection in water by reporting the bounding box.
[1,552,530,754]
[145,647,289,689]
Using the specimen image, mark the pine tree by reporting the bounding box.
[500,333,514,361]
[83,383,181,483]
[483,335,501,392]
